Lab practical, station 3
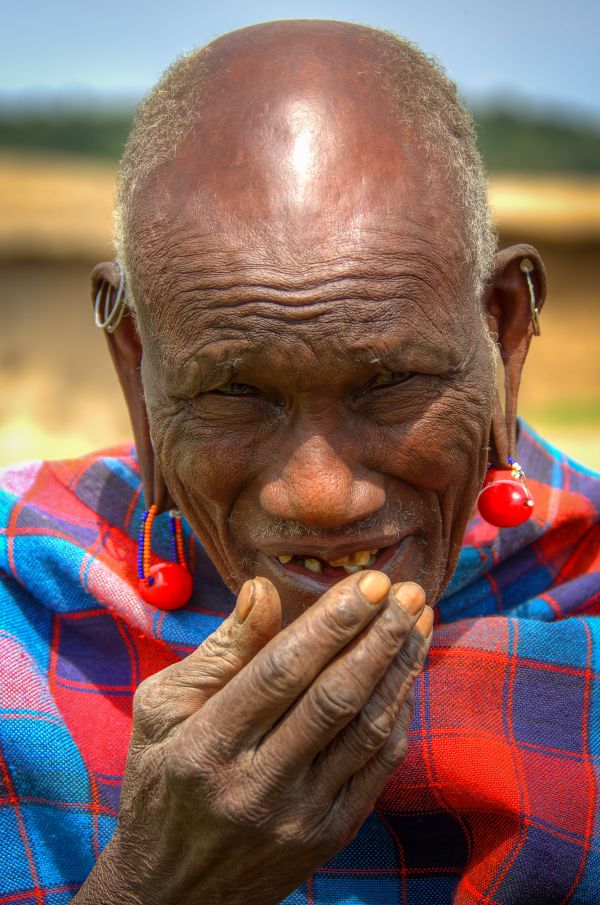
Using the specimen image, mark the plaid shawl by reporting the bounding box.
[0,419,599,905]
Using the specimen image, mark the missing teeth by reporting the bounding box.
[276,549,380,572]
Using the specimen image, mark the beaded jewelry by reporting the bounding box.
[477,455,535,528]
[137,505,193,609]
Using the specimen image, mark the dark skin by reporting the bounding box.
[76,21,547,905]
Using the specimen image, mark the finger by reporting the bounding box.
[168,577,283,692]
[131,577,282,743]
[310,606,432,801]
[333,691,417,839]
[189,570,392,747]
[256,584,428,779]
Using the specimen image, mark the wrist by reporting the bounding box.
[72,833,142,905]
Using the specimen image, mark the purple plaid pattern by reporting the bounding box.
[0,419,599,903]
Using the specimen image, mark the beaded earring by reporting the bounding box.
[137,505,193,609]
[477,456,534,528]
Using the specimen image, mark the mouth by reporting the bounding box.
[263,536,412,587]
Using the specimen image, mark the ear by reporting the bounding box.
[90,262,174,512]
[482,243,547,464]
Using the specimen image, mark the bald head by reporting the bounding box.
[115,20,495,301]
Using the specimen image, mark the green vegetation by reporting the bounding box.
[475,109,600,173]
[0,105,599,173]
[0,111,132,161]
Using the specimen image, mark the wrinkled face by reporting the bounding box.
[127,86,496,624]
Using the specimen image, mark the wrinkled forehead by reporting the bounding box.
[129,143,469,329]
[127,33,468,274]
[125,41,475,364]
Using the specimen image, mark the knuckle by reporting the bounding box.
[352,704,395,750]
[378,732,409,772]
[166,729,212,787]
[370,612,410,656]
[218,778,272,829]
[198,622,234,660]
[132,675,165,723]
[260,643,305,696]
[321,591,364,635]
[396,631,428,676]
[310,680,361,727]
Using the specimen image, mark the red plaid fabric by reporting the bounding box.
[0,419,598,903]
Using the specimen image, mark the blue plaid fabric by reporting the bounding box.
[0,420,599,903]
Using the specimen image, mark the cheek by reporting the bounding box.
[371,372,494,557]
[379,378,492,483]
[148,398,271,511]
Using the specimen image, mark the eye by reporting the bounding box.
[367,371,415,390]
[213,381,258,396]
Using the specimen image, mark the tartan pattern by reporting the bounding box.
[0,420,598,904]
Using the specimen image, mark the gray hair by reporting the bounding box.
[114,23,497,300]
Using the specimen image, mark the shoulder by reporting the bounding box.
[518,419,600,515]
[0,445,141,584]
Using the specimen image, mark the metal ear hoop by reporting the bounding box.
[94,266,127,333]
[520,258,541,336]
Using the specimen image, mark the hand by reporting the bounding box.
[76,572,433,905]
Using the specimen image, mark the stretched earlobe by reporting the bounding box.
[90,262,174,512]
[483,244,547,467]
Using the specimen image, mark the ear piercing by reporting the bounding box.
[477,456,534,528]
[137,505,193,609]
[520,258,541,336]
[477,258,540,528]
[94,263,127,333]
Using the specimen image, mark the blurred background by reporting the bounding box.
[1,0,599,467]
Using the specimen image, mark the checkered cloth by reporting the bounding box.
[0,420,599,904]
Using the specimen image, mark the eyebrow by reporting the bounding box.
[355,337,464,373]
[161,341,255,396]
[155,276,470,389]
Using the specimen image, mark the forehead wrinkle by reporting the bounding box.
[140,263,469,340]
[131,216,470,315]
[153,293,470,388]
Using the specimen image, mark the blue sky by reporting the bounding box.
[3,0,599,116]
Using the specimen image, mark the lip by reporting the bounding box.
[257,533,416,590]
[257,533,404,561]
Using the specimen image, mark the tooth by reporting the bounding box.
[366,554,377,567]
[328,555,350,567]
[304,558,323,574]
[277,555,292,564]
[353,551,372,566]
[343,563,363,573]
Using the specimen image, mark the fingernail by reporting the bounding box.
[357,571,391,605]
[391,581,426,615]
[414,605,434,638]
[235,580,255,623]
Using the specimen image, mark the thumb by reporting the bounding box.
[196,576,283,691]
[131,578,282,744]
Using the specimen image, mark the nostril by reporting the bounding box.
[259,474,386,529]
[259,434,386,528]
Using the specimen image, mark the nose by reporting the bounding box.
[259,433,386,530]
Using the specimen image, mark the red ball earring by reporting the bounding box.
[477,456,535,528]
[137,505,193,609]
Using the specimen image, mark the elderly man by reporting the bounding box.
[1,19,599,905]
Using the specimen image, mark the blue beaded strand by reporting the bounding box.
[137,509,154,586]
[169,513,178,563]
[137,510,148,580]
